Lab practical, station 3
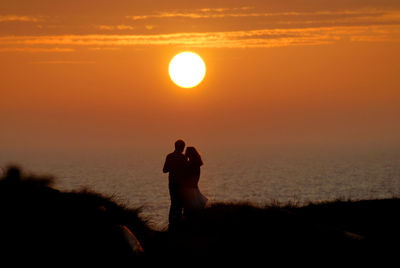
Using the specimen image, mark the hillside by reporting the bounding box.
[1,166,398,264]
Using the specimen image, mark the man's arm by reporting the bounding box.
[163,155,170,173]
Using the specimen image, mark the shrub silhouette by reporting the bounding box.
[0,166,150,264]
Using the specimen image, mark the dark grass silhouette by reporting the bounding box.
[150,203,365,264]
[0,166,150,265]
[147,201,399,266]
[1,166,398,264]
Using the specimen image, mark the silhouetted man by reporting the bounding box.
[163,139,187,230]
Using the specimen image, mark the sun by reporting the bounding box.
[169,52,206,88]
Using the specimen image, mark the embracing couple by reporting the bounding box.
[163,139,208,230]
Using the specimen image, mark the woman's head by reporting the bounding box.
[185,146,203,166]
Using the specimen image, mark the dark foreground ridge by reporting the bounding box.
[0,166,398,264]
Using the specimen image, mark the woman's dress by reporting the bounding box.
[183,162,208,211]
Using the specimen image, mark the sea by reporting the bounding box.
[1,145,400,229]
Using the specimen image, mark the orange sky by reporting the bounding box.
[1,0,400,152]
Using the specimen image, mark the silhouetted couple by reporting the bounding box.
[163,139,207,230]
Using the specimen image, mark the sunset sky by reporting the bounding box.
[1,0,400,152]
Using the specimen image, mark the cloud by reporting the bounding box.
[0,15,41,23]
[0,25,398,51]
[88,47,120,51]
[125,7,399,23]
[96,24,134,31]
[197,7,254,13]
[1,7,399,53]
[126,6,255,20]
[0,47,74,53]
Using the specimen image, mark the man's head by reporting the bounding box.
[174,139,185,153]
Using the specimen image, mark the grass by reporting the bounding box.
[1,165,399,264]
[0,166,150,264]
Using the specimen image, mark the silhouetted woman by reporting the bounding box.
[183,146,208,213]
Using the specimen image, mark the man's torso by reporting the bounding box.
[164,152,187,184]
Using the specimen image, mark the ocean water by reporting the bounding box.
[1,146,400,229]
